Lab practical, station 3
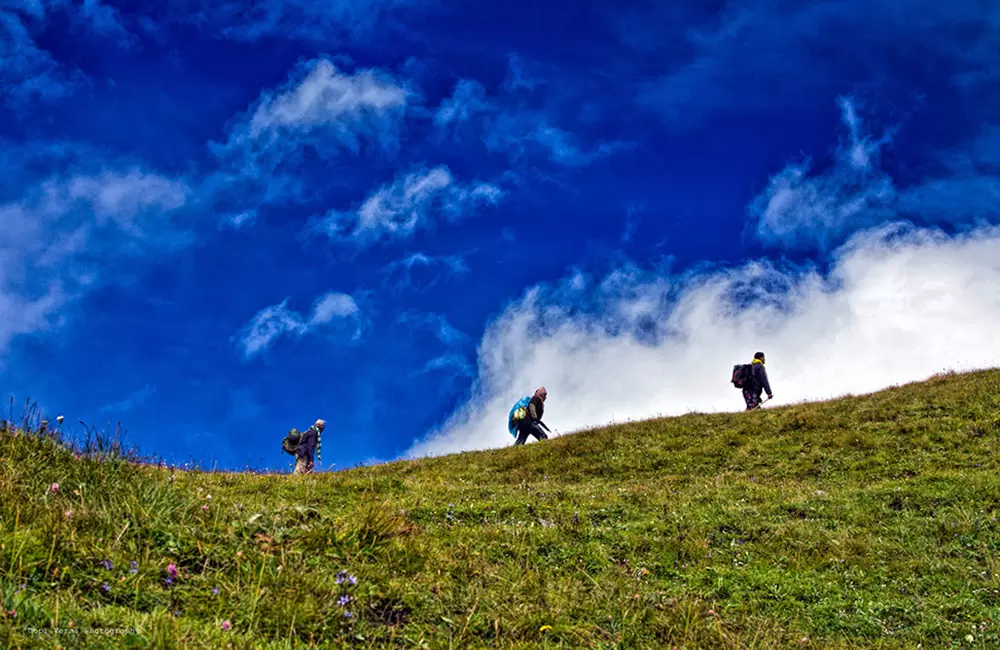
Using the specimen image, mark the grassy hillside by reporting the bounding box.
[3,370,1000,649]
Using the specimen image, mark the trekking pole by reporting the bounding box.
[753,396,773,410]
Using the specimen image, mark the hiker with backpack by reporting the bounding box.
[282,419,324,474]
[731,352,774,411]
[508,387,551,445]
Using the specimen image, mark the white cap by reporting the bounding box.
[315,419,326,428]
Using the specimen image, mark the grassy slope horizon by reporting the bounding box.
[3,368,1000,648]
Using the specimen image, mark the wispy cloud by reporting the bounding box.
[1,1,140,111]
[434,70,630,168]
[398,311,473,381]
[0,7,81,108]
[433,79,492,129]
[52,170,190,231]
[0,163,190,355]
[621,201,647,243]
[412,353,474,378]
[397,311,469,346]
[215,58,410,159]
[182,0,423,43]
[382,251,470,291]
[898,126,1000,223]
[77,0,135,46]
[635,0,1000,128]
[245,59,409,148]
[206,57,412,218]
[484,113,631,168]
[100,384,157,415]
[315,166,502,244]
[237,292,361,359]
[751,96,1000,251]
[749,97,896,250]
[219,210,257,230]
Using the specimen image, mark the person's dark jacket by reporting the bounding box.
[297,425,319,460]
[524,395,552,433]
[527,395,545,422]
[751,361,773,397]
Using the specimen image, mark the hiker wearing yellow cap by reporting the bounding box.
[731,352,773,410]
[293,419,325,474]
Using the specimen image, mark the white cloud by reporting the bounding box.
[311,292,360,324]
[201,58,415,228]
[750,97,897,250]
[221,58,409,160]
[247,59,408,142]
[237,291,361,359]
[317,166,502,244]
[405,222,1000,458]
[206,58,412,223]
[0,167,190,356]
[56,170,189,230]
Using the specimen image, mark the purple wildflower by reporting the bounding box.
[164,577,173,586]
[212,587,220,596]
[101,583,110,594]
[348,574,358,586]
[221,619,231,630]
[130,561,138,575]
[167,563,178,578]
[344,611,353,619]
[338,595,351,607]
[335,571,347,584]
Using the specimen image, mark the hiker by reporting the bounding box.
[293,419,324,474]
[510,387,551,446]
[737,352,773,410]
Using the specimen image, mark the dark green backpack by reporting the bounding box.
[282,428,301,455]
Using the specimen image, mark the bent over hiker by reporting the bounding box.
[293,419,324,474]
[510,387,550,445]
[741,352,773,410]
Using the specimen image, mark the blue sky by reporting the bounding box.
[3,0,999,470]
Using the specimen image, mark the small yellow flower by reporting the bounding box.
[539,625,553,633]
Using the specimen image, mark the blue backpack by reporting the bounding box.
[507,396,531,437]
